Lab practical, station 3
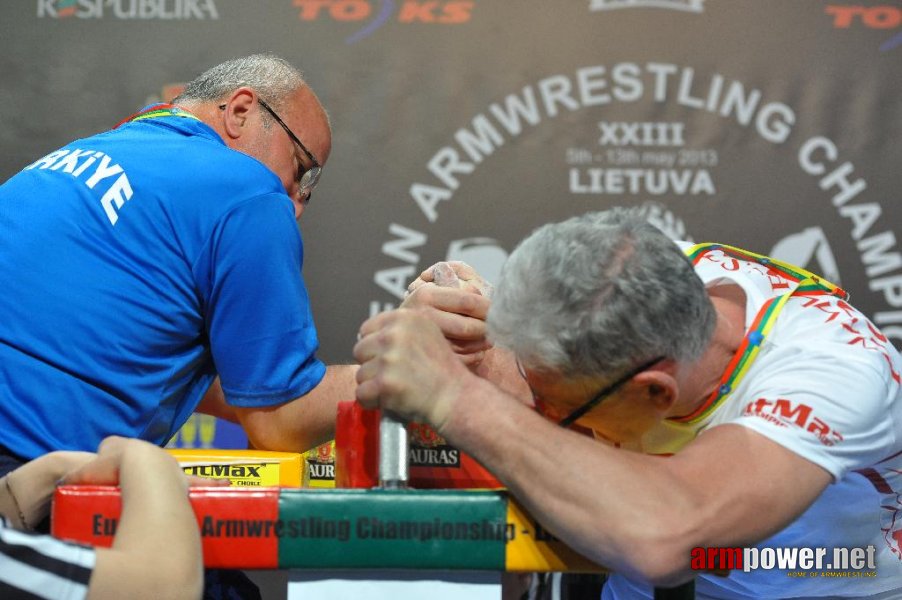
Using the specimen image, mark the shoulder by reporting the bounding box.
[744,313,899,421]
[108,118,285,196]
[723,330,901,477]
[775,294,900,379]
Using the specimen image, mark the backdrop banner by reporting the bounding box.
[3,0,900,367]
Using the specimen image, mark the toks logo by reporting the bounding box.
[826,4,902,51]
[292,0,474,44]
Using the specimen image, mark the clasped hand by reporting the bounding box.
[354,261,493,430]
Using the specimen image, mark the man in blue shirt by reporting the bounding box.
[0,54,355,467]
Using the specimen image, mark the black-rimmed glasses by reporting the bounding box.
[257,98,322,204]
[518,356,666,428]
[219,98,323,204]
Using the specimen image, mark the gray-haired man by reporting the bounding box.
[355,208,902,598]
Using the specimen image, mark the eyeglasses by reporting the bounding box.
[257,98,322,204]
[518,356,665,429]
[219,98,323,204]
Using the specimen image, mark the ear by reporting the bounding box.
[633,369,678,414]
[218,87,257,141]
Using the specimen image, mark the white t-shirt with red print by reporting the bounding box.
[604,243,902,600]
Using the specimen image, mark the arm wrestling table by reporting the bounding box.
[50,407,695,599]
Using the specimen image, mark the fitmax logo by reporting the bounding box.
[292,0,474,44]
[182,464,264,478]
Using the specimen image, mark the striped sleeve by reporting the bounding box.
[0,519,96,600]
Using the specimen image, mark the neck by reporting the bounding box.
[175,101,226,140]
[669,284,747,418]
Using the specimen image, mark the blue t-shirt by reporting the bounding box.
[0,112,326,458]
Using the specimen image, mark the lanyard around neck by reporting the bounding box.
[113,104,201,129]
[669,243,849,425]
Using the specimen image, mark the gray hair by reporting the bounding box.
[487,208,716,378]
[173,53,306,112]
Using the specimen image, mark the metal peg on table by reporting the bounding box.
[378,411,409,489]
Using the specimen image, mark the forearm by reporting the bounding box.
[237,364,358,452]
[89,445,202,599]
[352,305,830,585]
[1,451,94,530]
[440,376,701,584]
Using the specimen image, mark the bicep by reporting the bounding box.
[195,379,238,423]
[669,423,832,548]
